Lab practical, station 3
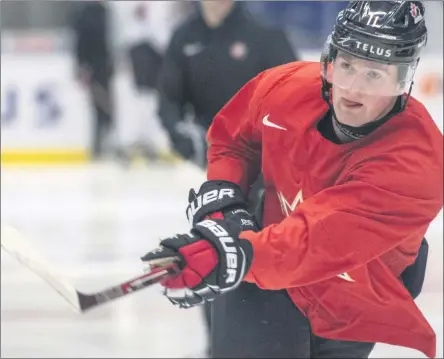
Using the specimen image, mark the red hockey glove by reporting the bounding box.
[141,218,254,308]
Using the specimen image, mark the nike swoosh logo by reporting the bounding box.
[337,272,355,282]
[262,114,287,131]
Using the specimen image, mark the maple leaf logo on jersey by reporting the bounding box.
[277,189,355,283]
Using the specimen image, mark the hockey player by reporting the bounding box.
[71,1,114,160]
[108,1,190,163]
[142,1,442,358]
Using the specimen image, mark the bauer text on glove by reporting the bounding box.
[141,218,254,308]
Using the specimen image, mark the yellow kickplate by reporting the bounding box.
[1,150,89,165]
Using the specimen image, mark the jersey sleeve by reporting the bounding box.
[206,73,265,195]
[241,148,443,289]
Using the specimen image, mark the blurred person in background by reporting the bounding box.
[71,1,114,160]
[157,0,298,170]
[156,0,298,355]
[108,1,193,164]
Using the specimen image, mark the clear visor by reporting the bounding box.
[321,50,418,96]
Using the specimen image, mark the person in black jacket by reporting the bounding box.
[71,1,114,160]
[157,0,298,169]
[157,1,298,356]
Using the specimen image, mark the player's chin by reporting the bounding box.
[336,106,366,126]
[336,111,363,127]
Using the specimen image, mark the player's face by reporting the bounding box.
[331,53,399,126]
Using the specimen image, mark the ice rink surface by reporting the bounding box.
[1,160,442,358]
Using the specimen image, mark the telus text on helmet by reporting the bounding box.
[355,41,392,58]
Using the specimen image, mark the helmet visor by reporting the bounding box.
[322,49,418,96]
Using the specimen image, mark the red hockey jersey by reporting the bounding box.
[206,61,443,358]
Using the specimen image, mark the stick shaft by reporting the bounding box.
[78,262,181,312]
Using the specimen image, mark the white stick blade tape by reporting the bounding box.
[1,224,81,312]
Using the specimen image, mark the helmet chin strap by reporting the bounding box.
[321,77,413,141]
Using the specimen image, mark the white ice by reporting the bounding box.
[1,159,442,358]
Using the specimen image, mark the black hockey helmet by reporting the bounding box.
[321,1,427,100]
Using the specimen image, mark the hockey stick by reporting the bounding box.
[1,224,181,313]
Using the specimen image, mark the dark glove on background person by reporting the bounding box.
[173,121,208,169]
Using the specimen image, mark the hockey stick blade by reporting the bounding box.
[1,224,82,312]
[1,224,181,313]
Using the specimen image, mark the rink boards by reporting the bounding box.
[1,50,443,164]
